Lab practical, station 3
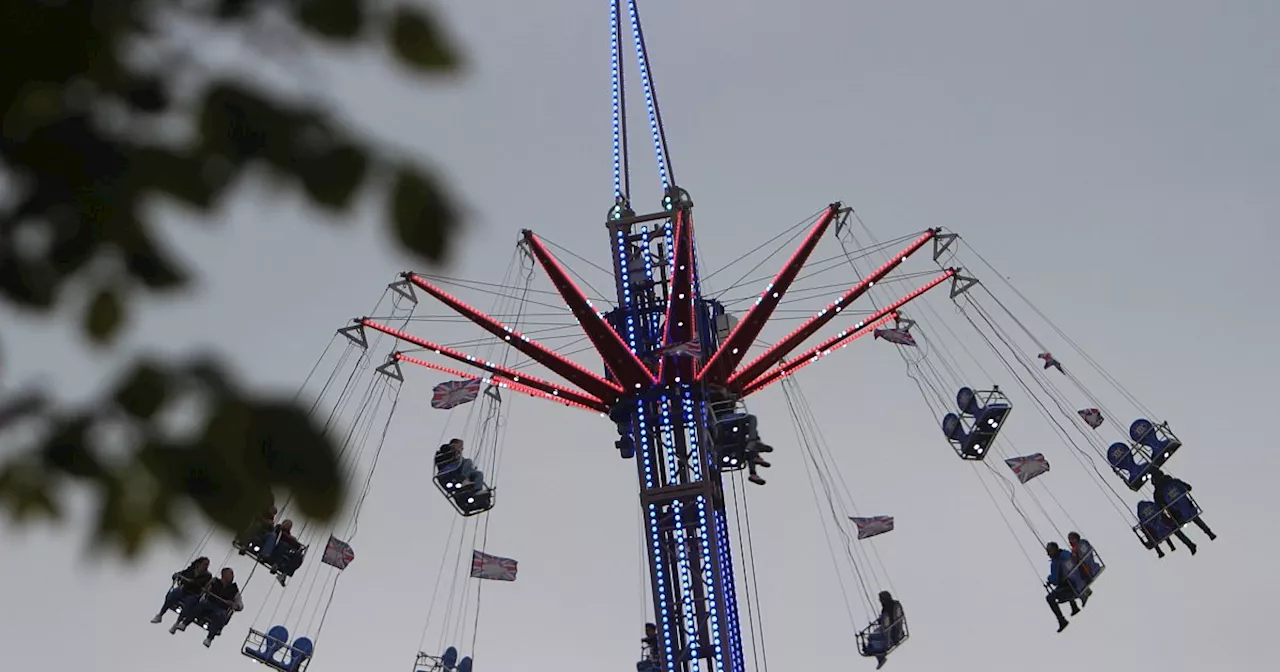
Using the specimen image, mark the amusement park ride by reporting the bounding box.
[154,2,1214,671]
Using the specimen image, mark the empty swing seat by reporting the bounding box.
[1129,418,1182,468]
[856,614,909,658]
[415,646,461,672]
[242,627,314,672]
[1107,442,1152,491]
[450,486,495,517]
[941,387,1011,460]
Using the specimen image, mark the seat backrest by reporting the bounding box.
[956,387,979,415]
[441,646,459,669]
[266,625,290,646]
[1137,501,1174,540]
[285,637,314,672]
[458,656,473,672]
[1129,418,1156,444]
[941,413,968,443]
[257,625,289,660]
[1108,442,1146,476]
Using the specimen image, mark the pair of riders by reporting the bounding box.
[1044,532,1099,632]
[637,593,905,670]
[238,505,306,586]
[150,556,244,647]
[436,439,488,492]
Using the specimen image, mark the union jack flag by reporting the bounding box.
[431,378,482,410]
[658,341,701,358]
[1077,408,1104,429]
[850,515,895,539]
[1038,352,1064,373]
[873,328,917,347]
[1005,453,1050,484]
[470,550,518,581]
[321,535,355,570]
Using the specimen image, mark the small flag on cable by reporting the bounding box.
[1077,408,1104,429]
[658,341,701,358]
[850,515,895,539]
[470,550,518,581]
[1005,453,1050,484]
[431,378,483,410]
[321,535,355,570]
[873,327,917,347]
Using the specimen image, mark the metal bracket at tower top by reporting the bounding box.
[516,235,535,263]
[484,384,502,403]
[337,322,368,349]
[387,279,418,305]
[933,232,960,262]
[949,271,979,298]
[375,355,404,382]
[832,206,855,237]
[609,207,677,228]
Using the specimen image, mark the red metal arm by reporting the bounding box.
[659,209,697,384]
[519,231,656,392]
[403,273,623,401]
[724,228,940,390]
[697,203,842,384]
[737,269,957,395]
[393,353,608,414]
[359,319,610,408]
[737,314,897,396]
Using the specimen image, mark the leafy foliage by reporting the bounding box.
[0,0,463,556]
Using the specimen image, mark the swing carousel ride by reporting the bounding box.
[154,3,1214,671]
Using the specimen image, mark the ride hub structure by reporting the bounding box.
[351,3,969,670]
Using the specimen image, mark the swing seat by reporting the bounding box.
[1107,442,1152,491]
[452,486,495,516]
[1133,500,1181,548]
[855,615,908,658]
[415,647,462,672]
[1129,418,1182,468]
[1064,550,1105,597]
[941,387,1011,460]
[242,627,313,672]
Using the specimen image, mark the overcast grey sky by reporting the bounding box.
[2,1,1278,671]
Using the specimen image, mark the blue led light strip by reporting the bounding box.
[626,0,671,191]
[648,504,676,672]
[715,509,745,672]
[610,0,624,200]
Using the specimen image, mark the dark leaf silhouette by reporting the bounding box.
[389,7,460,72]
[0,0,463,556]
[392,165,458,262]
[84,287,124,344]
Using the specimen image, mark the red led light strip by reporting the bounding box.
[724,229,940,389]
[393,353,607,414]
[698,203,841,383]
[520,232,656,391]
[360,319,607,409]
[404,273,623,401]
[738,268,957,395]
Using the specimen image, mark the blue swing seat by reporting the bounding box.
[941,386,1011,460]
[242,626,314,672]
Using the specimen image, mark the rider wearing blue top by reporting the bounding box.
[1044,542,1084,632]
